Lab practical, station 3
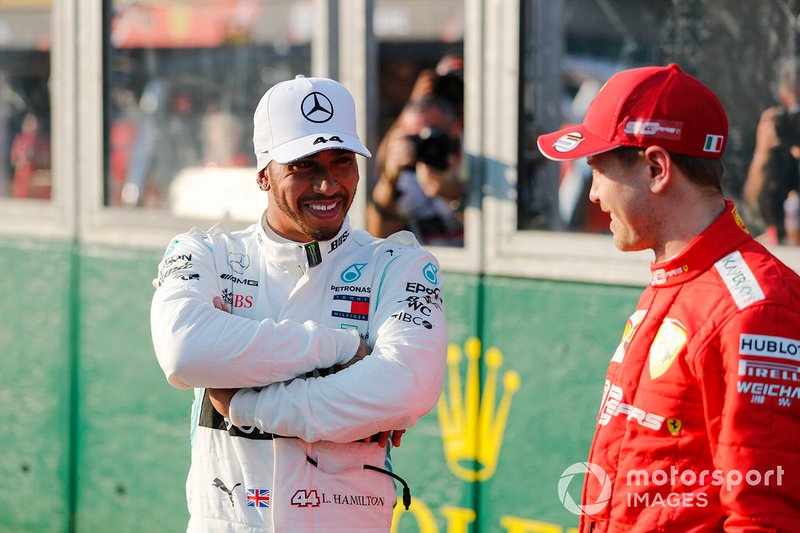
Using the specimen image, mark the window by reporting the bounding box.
[0,2,52,201]
[518,0,669,233]
[370,0,466,249]
[104,0,314,221]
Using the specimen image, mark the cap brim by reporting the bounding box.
[537,125,619,161]
[268,132,372,165]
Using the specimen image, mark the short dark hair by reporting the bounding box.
[614,146,724,193]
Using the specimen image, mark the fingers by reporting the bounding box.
[212,296,230,313]
[391,429,406,448]
[376,431,390,448]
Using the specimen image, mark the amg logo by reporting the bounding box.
[220,273,259,286]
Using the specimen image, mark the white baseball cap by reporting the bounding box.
[253,75,371,171]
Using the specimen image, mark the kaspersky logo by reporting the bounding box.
[437,338,520,482]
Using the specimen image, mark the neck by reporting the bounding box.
[652,194,727,263]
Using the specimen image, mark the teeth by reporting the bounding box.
[309,203,336,212]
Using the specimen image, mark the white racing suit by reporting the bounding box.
[151,215,447,532]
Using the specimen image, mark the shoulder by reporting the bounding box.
[350,229,438,269]
[713,243,800,313]
[163,222,259,253]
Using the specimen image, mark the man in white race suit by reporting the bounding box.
[150,75,447,532]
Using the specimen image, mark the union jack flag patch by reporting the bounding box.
[247,488,270,508]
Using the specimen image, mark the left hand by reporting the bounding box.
[208,388,238,418]
[415,153,464,201]
[364,429,406,447]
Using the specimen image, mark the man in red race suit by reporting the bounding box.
[538,64,800,532]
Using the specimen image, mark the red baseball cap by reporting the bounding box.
[537,64,728,161]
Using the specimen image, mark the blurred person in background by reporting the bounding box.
[743,57,800,245]
[10,111,50,199]
[367,94,465,246]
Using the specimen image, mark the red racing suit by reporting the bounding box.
[581,201,800,532]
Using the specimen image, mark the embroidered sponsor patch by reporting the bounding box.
[714,251,765,309]
[649,318,687,380]
[331,294,370,321]
[740,334,800,362]
[554,132,585,153]
[247,488,270,508]
[611,310,647,363]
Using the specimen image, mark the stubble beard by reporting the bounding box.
[273,191,350,242]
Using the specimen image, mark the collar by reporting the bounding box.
[650,199,752,287]
[256,213,353,271]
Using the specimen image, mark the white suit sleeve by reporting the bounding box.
[150,231,360,389]
[229,249,447,442]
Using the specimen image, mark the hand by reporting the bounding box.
[754,106,782,155]
[208,388,238,418]
[383,128,416,183]
[363,429,406,447]
[212,296,230,313]
[415,152,464,201]
[332,338,372,373]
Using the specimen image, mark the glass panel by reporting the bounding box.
[0,1,52,200]
[520,0,800,245]
[368,0,466,247]
[105,0,312,219]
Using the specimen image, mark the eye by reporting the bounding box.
[334,154,357,166]
[288,160,315,172]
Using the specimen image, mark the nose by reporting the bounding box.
[588,173,600,204]
[313,173,340,195]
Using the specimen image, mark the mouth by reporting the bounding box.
[304,198,344,219]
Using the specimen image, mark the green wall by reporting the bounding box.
[0,240,640,532]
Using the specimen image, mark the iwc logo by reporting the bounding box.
[301,92,334,123]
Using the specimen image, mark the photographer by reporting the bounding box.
[367,95,465,246]
[743,57,800,245]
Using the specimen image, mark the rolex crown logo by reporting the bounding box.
[437,338,521,482]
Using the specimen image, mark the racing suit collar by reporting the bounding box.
[256,214,353,271]
[650,199,752,287]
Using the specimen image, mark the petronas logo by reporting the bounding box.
[437,338,521,482]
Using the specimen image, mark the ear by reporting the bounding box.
[643,146,671,193]
[257,168,271,191]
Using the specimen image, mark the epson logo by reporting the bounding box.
[220,273,259,286]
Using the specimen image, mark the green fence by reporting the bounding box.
[0,239,640,532]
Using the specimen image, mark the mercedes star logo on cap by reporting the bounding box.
[301,92,334,123]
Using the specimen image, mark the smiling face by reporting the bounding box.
[262,149,359,242]
[587,150,658,253]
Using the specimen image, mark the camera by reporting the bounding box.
[774,108,800,147]
[407,127,460,170]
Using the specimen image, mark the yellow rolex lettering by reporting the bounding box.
[500,516,565,533]
[391,499,438,533]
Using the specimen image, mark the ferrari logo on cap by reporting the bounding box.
[554,132,584,153]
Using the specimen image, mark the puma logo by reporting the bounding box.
[213,478,242,506]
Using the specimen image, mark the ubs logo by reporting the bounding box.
[301,92,334,123]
